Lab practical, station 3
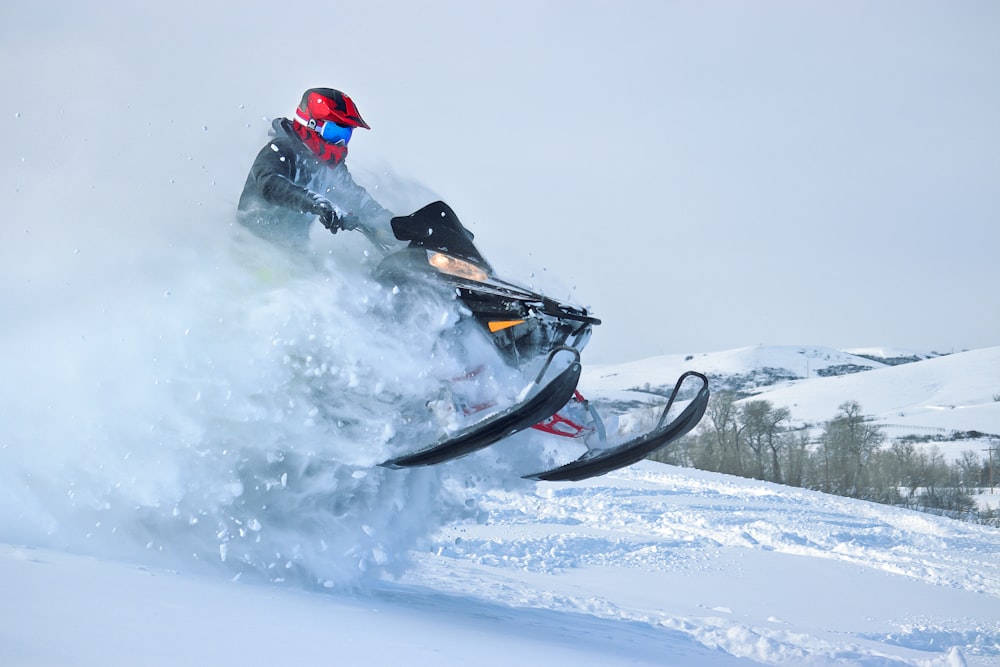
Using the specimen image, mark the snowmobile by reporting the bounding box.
[351,201,709,482]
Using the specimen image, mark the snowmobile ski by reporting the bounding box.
[524,371,710,482]
[382,347,583,469]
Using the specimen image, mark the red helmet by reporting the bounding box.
[295,88,370,129]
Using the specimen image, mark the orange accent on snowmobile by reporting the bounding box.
[488,320,526,333]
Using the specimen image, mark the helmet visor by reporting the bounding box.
[317,120,353,146]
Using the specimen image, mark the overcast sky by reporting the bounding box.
[2,1,998,364]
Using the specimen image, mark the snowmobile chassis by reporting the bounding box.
[351,201,710,482]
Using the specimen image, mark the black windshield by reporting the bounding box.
[390,201,492,273]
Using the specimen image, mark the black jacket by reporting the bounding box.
[238,118,394,249]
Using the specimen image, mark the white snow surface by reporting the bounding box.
[2,167,999,666]
[2,226,998,667]
[1,205,998,667]
[3,269,1000,666]
[3,462,998,666]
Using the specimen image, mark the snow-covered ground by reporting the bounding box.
[3,256,997,667]
[4,462,998,666]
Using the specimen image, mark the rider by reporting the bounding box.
[238,87,396,251]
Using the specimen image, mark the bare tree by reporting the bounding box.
[956,450,985,490]
[819,401,884,497]
[782,431,811,488]
[740,400,770,479]
[739,400,790,482]
[703,391,746,475]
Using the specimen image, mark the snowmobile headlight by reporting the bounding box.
[427,251,489,282]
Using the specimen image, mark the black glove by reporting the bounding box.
[339,214,362,231]
[310,196,341,233]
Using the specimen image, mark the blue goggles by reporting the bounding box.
[315,120,353,146]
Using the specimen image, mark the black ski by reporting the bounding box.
[525,371,709,482]
[382,348,583,469]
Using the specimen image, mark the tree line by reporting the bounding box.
[651,392,999,526]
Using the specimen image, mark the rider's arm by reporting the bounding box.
[245,140,325,215]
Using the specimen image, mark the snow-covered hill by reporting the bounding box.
[583,345,1000,457]
[749,348,1000,435]
[586,344,897,395]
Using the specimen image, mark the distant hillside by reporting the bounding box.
[584,345,946,398]
[844,347,943,367]
[582,345,1000,459]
